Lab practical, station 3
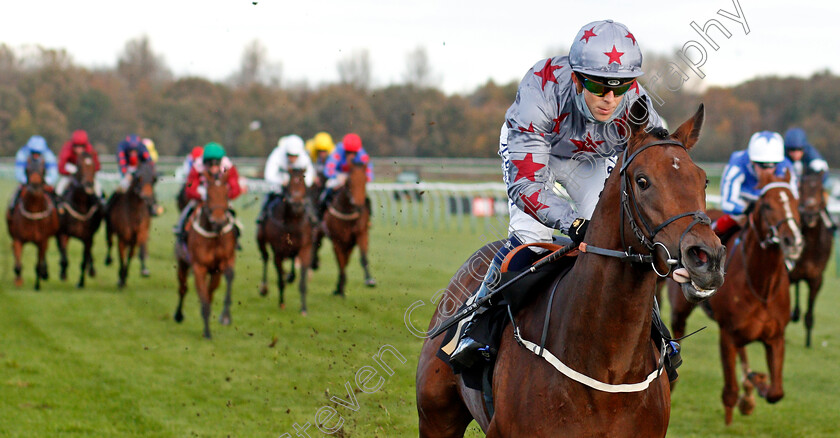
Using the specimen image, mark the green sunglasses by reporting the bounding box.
[576,73,635,97]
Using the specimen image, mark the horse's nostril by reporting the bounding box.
[691,247,709,266]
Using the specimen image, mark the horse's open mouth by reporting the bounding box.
[673,266,719,303]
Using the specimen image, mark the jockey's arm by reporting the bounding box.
[44,152,59,186]
[720,164,749,215]
[227,166,244,200]
[14,150,28,184]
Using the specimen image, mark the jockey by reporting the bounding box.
[115,134,162,215]
[320,133,373,216]
[308,131,336,182]
[9,135,58,211]
[142,138,159,163]
[257,134,317,223]
[783,128,829,182]
[56,129,103,198]
[175,142,244,243]
[716,131,798,235]
[449,20,679,374]
[179,146,204,181]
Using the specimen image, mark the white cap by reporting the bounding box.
[747,131,784,163]
[279,135,305,156]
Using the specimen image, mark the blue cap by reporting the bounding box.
[783,128,810,150]
[26,135,49,153]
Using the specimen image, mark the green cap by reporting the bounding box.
[203,142,226,160]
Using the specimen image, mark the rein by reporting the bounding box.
[63,201,98,221]
[19,189,56,221]
[328,205,361,221]
[192,211,236,238]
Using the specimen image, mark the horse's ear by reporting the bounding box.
[222,168,230,182]
[627,97,650,139]
[756,166,774,187]
[671,104,704,150]
[782,167,792,183]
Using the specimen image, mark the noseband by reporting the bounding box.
[581,139,711,277]
[751,182,800,250]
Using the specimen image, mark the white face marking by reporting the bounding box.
[672,157,680,170]
[779,191,803,249]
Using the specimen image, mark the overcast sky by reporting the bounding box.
[1,0,837,94]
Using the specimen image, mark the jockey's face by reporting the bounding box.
[346,151,357,162]
[73,144,85,155]
[317,151,328,161]
[788,149,804,162]
[572,73,626,122]
[287,154,299,165]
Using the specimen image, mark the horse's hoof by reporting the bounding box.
[174,312,184,323]
[220,315,231,325]
[725,407,733,425]
[300,310,308,317]
[737,394,756,416]
[35,283,41,291]
[141,268,151,277]
[259,284,268,297]
[60,272,67,281]
[286,273,296,284]
[203,333,212,340]
[365,278,377,287]
[14,278,23,287]
[89,267,96,278]
[280,303,286,310]
[118,281,125,289]
[790,309,800,322]
[76,282,84,289]
[104,257,112,266]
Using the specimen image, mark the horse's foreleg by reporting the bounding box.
[219,266,234,326]
[274,253,286,309]
[104,221,113,266]
[332,243,349,297]
[286,256,296,284]
[311,227,323,270]
[298,245,312,315]
[791,281,801,322]
[760,336,786,403]
[12,240,23,287]
[192,265,212,339]
[174,259,189,323]
[117,240,128,288]
[719,330,739,425]
[139,243,150,277]
[58,234,69,281]
[805,275,823,348]
[358,230,376,287]
[34,240,50,291]
[77,239,91,288]
[736,347,756,416]
[258,236,269,296]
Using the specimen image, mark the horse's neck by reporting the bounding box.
[741,222,784,296]
[22,186,49,210]
[68,183,92,207]
[550,205,658,376]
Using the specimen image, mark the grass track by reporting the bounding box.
[1,180,840,437]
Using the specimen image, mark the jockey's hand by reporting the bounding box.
[568,218,589,246]
[336,173,348,186]
[64,163,77,174]
[197,186,207,201]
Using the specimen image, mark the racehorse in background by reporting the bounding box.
[257,168,314,314]
[789,171,833,347]
[105,160,156,288]
[6,156,61,290]
[417,102,725,437]
[174,168,237,339]
[324,162,376,296]
[57,151,103,288]
[668,170,802,425]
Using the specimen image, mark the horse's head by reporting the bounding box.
[130,161,157,212]
[202,168,230,232]
[753,168,803,267]
[797,171,826,228]
[617,99,726,302]
[73,151,97,195]
[286,168,308,214]
[25,155,46,191]
[347,161,368,208]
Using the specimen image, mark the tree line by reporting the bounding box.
[1,37,838,166]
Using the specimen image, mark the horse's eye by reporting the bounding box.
[636,175,649,190]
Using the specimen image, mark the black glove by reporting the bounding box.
[568,218,589,246]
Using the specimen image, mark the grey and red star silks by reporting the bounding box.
[499,19,663,247]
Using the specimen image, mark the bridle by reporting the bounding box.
[580,139,711,277]
[194,174,234,237]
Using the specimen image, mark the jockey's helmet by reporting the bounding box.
[203,142,226,161]
[314,132,335,152]
[748,131,784,164]
[783,128,810,151]
[342,133,362,153]
[26,135,49,154]
[569,19,643,79]
[280,135,306,156]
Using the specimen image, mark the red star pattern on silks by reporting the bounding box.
[570,132,605,154]
[534,59,562,90]
[551,111,570,134]
[580,27,597,43]
[625,32,637,45]
[520,191,549,217]
[518,122,535,133]
[511,153,545,182]
[629,80,640,95]
[604,45,624,65]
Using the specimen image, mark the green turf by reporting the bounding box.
[2,179,840,437]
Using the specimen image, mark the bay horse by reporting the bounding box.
[104,161,156,288]
[789,171,833,347]
[324,162,376,296]
[257,169,314,314]
[667,169,802,424]
[416,101,725,437]
[174,168,236,339]
[6,156,61,290]
[57,151,103,288]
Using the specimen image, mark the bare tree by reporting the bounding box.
[232,39,282,88]
[337,49,372,90]
[403,46,440,88]
[117,35,172,88]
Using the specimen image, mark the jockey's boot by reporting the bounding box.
[7,186,22,214]
[711,214,741,244]
[651,298,681,382]
[449,259,501,369]
[256,193,275,224]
